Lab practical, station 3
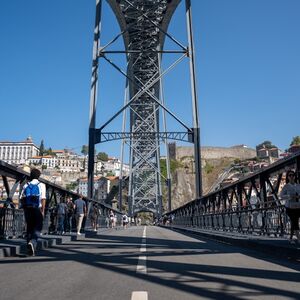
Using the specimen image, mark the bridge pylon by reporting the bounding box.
[87,0,202,216]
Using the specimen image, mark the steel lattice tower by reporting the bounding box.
[88,0,202,217]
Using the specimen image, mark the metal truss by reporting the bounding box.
[96,131,193,143]
[88,0,202,217]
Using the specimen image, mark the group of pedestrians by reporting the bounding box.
[20,167,300,257]
[20,169,89,256]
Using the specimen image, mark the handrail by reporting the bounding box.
[164,151,300,236]
[0,160,123,239]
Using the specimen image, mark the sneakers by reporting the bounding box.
[77,232,82,235]
[93,229,97,232]
[27,241,35,256]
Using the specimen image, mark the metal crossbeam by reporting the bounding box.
[96,131,192,143]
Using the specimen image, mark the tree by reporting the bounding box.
[290,136,300,146]
[97,152,108,161]
[39,140,45,156]
[257,140,276,150]
[66,182,78,192]
[81,145,88,156]
[44,147,55,156]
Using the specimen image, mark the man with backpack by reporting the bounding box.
[21,168,46,256]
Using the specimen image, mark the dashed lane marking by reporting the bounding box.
[136,226,147,273]
[131,291,148,300]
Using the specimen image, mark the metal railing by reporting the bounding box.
[0,160,123,239]
[165,151,300,237]
[171,201,288,236]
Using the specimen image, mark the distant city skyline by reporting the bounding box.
[1,0,299,158]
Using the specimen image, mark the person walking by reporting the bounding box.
[56,200,67,235]
[280,170,300,244]
[66,197,74,232]
[21,168,46,256]
[109,210,115,228]
[122,214,129,229]
[74,195,87,235]
[89,203,99,232]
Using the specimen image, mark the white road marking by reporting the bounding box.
[136,226,147,273]
[136,256,147,273]
[142,226,146,238]
[131,291,148,300]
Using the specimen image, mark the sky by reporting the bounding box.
[1,0,300,159]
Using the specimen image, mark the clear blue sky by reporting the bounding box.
[1,0,299,158]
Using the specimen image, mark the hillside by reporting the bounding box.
[163,145,256,210]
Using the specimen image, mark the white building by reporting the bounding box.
[97,158,129,176]
[27,155,57,168]
[0,136,39,165]
[78,176,118,203]
[78,176,104,198]
[26,149,85,172]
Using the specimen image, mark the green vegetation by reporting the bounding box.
[204,162,214,174]
[81,145,88,156]
[160,159,182,179]
[234,158,241,164]
[257,140,276,149]
[97,152,108,161]
[290,136,300,146]
[44,147,56,156]
[66,182,78,191]
[39,140,45,156]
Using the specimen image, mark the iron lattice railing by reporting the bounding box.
[0,159,122,239]
[166,151,300,236]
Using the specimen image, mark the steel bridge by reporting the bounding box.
[1,153,300,298]
[87,0,202,218]
[1,2,300,298]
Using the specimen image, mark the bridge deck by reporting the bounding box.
[0,226,299,300]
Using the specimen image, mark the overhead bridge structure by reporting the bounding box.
[87,0,202,217]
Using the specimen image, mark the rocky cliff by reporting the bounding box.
[166,145,256,210]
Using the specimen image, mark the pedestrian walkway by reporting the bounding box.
[0,226,125,258]
[164,225,300,262]
[1,226,299,300]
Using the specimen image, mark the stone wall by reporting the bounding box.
[175,146,256,161]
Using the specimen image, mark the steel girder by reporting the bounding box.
[106,0,181,216]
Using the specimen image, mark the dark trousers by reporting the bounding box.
[24,207,43,243]
[286,208,300,237]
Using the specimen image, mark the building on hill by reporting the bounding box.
[96,157,129,176]
[27,149,85,172]
[78,176,119,204]
[289,144,300,154]
[0,136,39,165]
[256,141,281,160]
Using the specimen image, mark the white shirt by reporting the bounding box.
[21,179,46,208]
[280,183,300,208]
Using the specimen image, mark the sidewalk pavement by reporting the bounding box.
[164,225,300,262]
[0,226,124,258]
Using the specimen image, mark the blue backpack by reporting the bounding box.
[23,183,40,208]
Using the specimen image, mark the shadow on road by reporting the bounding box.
[1,227,300,300]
